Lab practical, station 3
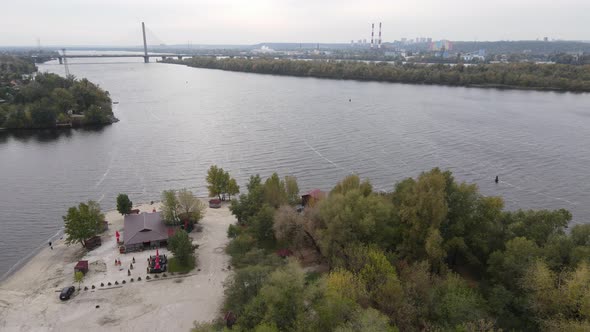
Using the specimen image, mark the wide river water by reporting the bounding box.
[1,57,589,279]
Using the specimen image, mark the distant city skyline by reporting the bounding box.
[1,0,589,46]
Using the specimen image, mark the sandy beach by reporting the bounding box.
[0,201,235,332]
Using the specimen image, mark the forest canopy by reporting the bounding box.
[0,56,115,129]
[196,169,590,331]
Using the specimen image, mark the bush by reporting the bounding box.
[116,194,132,215]
[169,229,196,266]
[168,256,195,274]
[227,224,241,238]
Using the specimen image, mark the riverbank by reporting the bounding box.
[0,200,235,331]
[163,57,590,92]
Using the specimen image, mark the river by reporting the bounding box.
[1,56,589,280]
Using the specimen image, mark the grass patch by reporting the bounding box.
[168,256,195,274]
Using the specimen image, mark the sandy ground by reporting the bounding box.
[0,201,235,332]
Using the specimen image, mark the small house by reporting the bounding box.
[74,260,89,274]
[301,189,326,207]
[123,212,169,252]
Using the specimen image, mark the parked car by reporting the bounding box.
[59,286,75,301]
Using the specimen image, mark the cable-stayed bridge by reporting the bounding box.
[57,22,192,64]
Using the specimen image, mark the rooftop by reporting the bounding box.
[123,211,168,246]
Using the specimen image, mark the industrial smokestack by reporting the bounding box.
[371,23,374,48]
[378,22,382,48]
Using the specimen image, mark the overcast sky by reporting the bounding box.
[1,0,589,46]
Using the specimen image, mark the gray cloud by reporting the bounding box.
[1,0,589,46]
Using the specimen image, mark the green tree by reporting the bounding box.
[224,264,277,316]
[318,190,393,265]
[50,88,75,113]
[442,175,505,270]
[284,176,300,205]
[4,108,28,128]
[168,229,195,266]
[230,175,264,224]
[334,308,397,332]
[487,237,541,289]
[227,178,240,200]
[238,260,306,331]
[504,209,572,246]
[83,104,109,125]
[116,193,132,215]
[161,190,180,225]
[63,200,104,248]
[263,173,287,208]
[74,271,84,290]
[393,168,448,261]
[29,101,56,128]
[431,274,488,328]
[251,205,276,247]
[571,224,590,246]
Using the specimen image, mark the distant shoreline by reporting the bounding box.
[163,57,590,93]
[0,120,118,132]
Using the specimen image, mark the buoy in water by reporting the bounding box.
[495,176,499,183]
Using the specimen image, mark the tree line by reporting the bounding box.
[193,168,590,331]
[165,57,590,92]
[0,57,115,129]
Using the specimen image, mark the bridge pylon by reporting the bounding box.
[142,22,149,63]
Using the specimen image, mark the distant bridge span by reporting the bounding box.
[57,53,191,64]
[58,22,192,64]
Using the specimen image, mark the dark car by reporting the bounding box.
[59,286,75,301]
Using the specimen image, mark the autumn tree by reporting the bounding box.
[330,174,372,196]
[177,189,206,225]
